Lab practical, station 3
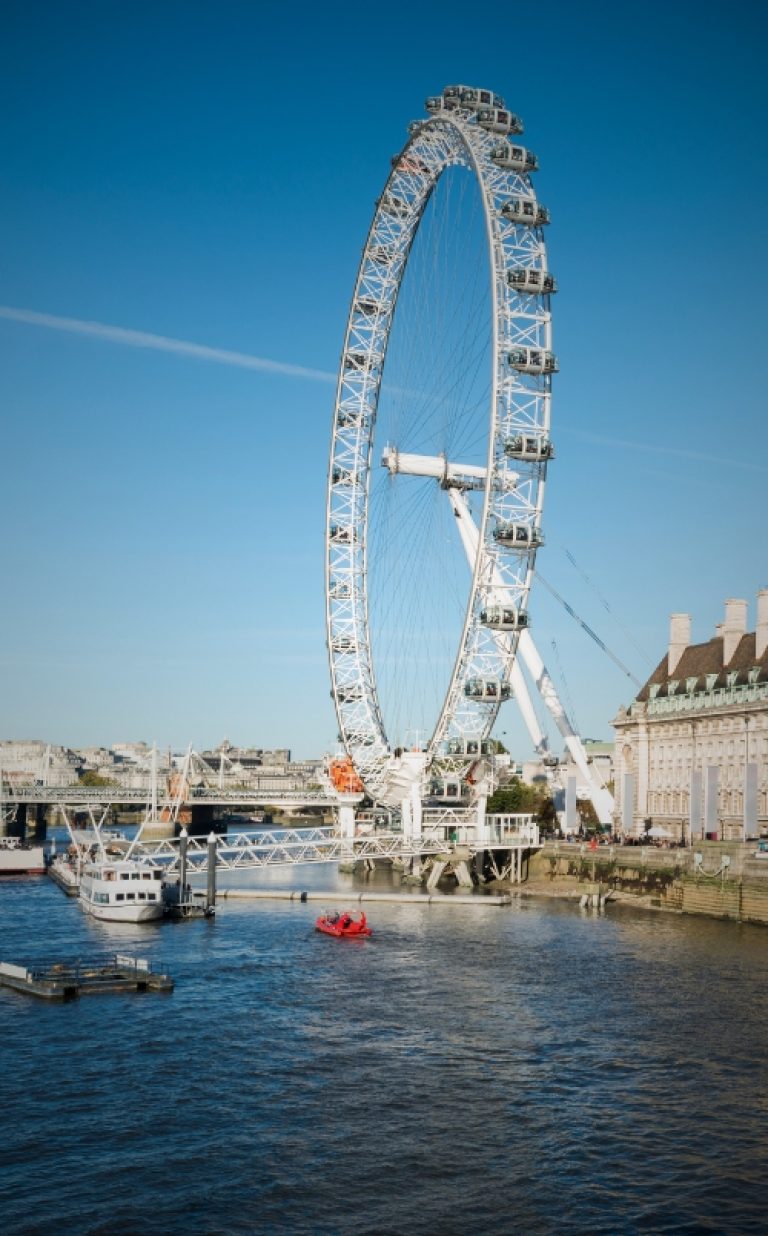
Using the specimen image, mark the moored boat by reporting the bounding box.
[315,910,372,938]
[0,837,46,876]
[79,857,165,923]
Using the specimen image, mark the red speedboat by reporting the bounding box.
[315,911,372,938]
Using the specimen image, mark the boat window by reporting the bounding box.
[131,873,140,880]
[142,872,152,880]
[120,872,130,880]
[138,892,146,900]
[126,892,136,900]
[116,894,125,901]
[154,871,162,879]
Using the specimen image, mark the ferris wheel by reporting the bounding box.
[325,84,557,808]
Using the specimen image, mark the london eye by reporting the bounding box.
[325,84,556,810]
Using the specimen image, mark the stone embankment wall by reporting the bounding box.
[531,841,768,926]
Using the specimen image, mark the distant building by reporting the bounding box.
[613,593,768,840]
[0,740,83,787]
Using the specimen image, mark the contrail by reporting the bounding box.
[0,305,337,384]
[561,426,768,475]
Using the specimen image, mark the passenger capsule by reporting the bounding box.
[503,434,555,462]
[477,108,523,136]
[507,268,557,294]
[446,738,496,756]
[336,408,364,429]
[378,192,410,218]
[441,84,474,108]
[329,581,351,599]
[346,731,376,747]
[331,635,355,653]
[331,466,357,486]
[369,245,396,265]
[501,198,550,227]
[336,685,363,703]
[428,777,464,799]
[543,754,560,768]
[392,153,431,176]
[329,524,352,543]
[344,351,379,374]
[464,678,512,702]
[480,606,530,631]
[508,347,558,375]
[425,95,453,114]
[355,298,381,317]
[490,142,538,172]
[460,87,507,112]
[493,522,545,548]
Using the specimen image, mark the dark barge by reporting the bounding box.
[0,954,174,1000]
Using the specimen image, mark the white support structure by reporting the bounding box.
[448,482,614,826]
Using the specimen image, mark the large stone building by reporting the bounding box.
[613,592,768,840]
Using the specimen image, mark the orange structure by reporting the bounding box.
[328,757,364,794]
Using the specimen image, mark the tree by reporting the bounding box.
[78,771,118,787]
[487,778,539,813]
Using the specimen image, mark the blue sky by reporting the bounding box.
[1,0,766,759]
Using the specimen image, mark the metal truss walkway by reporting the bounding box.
[134,814,540,875]
[136,827,453,875]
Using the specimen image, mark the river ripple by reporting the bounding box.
[1,871,767,1235]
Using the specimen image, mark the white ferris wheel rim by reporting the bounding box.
[325,90,554,801]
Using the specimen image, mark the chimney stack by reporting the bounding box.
[668,613,691,675]
[757,589,768,659]
[723,598,748,664]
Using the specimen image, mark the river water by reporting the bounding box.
[1,863,767,1235]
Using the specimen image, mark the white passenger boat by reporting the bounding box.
[0,837,46,876]
[79,858,165,922]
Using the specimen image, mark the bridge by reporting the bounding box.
[3,785,336,810]
[49,811,539,892]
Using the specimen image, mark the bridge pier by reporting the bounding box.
[189,805,217,838]
[1,803,46,842]
[335,793,363,871]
